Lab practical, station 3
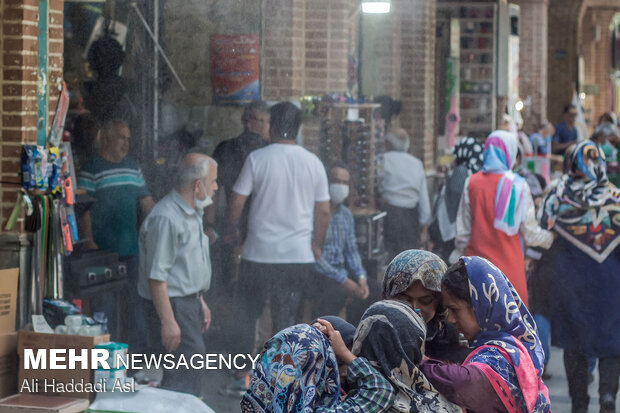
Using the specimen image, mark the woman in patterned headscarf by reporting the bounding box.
[241,323,396,413]
[538,141,620,413]
[353,300,462,413]
[420,256,551,413]
[432,137,485,260]
[382,249,469,363]
[449,130,554,306]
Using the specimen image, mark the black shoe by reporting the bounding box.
[600,393,615,413]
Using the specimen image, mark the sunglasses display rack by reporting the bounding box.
[319,103,383,214]
[438,2,498,138]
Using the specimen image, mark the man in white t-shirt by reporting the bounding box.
[380,127,431,259]
[225,102,330,390]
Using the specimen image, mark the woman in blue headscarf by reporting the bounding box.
[241,322,396,413]
[420,256,550,413]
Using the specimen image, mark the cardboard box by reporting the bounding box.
[0,268,19,333]
[17,331,110,400]
[0,393,89,413]
[0,332,18,398]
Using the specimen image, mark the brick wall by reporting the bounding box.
[581,7,617,128]
[359,0,437,167]
[547,0,583,124]
[262,0,354,154]
[395,0,437,167]
[0,0,64,231]
[515,0,549,133]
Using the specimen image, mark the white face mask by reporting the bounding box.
[194,195,213,210]
[329,183,349,204]
[194,179,213,209]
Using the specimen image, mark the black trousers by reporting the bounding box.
[144,295,206,397]
[383,204,420,260]
[564,350,620,412]
[231,260,313,357]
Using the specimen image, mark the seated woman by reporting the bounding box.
[420,256,551,413]
[382,249,470,363]
[241,322,395,413]
[353,300,461,413]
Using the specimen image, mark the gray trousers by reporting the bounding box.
[144,295,206,397]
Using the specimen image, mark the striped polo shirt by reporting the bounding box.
[78,156,150,257]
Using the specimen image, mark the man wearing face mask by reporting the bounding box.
[311,162,370,318]
[138,153,218,397]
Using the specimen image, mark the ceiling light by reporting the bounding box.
[362,0,391,14]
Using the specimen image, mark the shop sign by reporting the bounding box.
[210,34,260,104]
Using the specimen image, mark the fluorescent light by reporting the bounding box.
[362,1,391,14]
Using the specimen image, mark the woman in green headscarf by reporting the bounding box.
[381,249,469,363]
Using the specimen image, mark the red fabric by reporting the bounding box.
[466,172,528,306]
[464,342,550,413]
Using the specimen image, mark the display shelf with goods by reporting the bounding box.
[438,2,497,138]
[319,103,382,215]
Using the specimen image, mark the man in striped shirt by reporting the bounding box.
[78,120,154,352]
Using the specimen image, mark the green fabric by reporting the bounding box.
[605,142,620,187]
[78,156,150,257]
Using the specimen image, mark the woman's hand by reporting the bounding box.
[313,319,356,365]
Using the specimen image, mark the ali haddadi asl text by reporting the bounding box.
[20,378,135,393]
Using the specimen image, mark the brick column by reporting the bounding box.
[262,0,305,100]
[515,0,549,132]
[581,7,617,125]
[547,0,582,124]
[1,0,64,230]
[395,0,437,167]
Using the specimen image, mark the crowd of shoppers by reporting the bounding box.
[73,98,620,413]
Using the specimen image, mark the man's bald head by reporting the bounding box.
[385,127,410,152]
[99,120,130,163]
[175,153,217,190]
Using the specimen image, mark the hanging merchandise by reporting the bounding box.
[319,104,382,213]
[48,82,69,147]
[5,190,34,231]
[48,147,61,193]
[24,194,41,233]
[16,107,78,314]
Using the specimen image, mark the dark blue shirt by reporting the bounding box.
[553,122,578,144]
